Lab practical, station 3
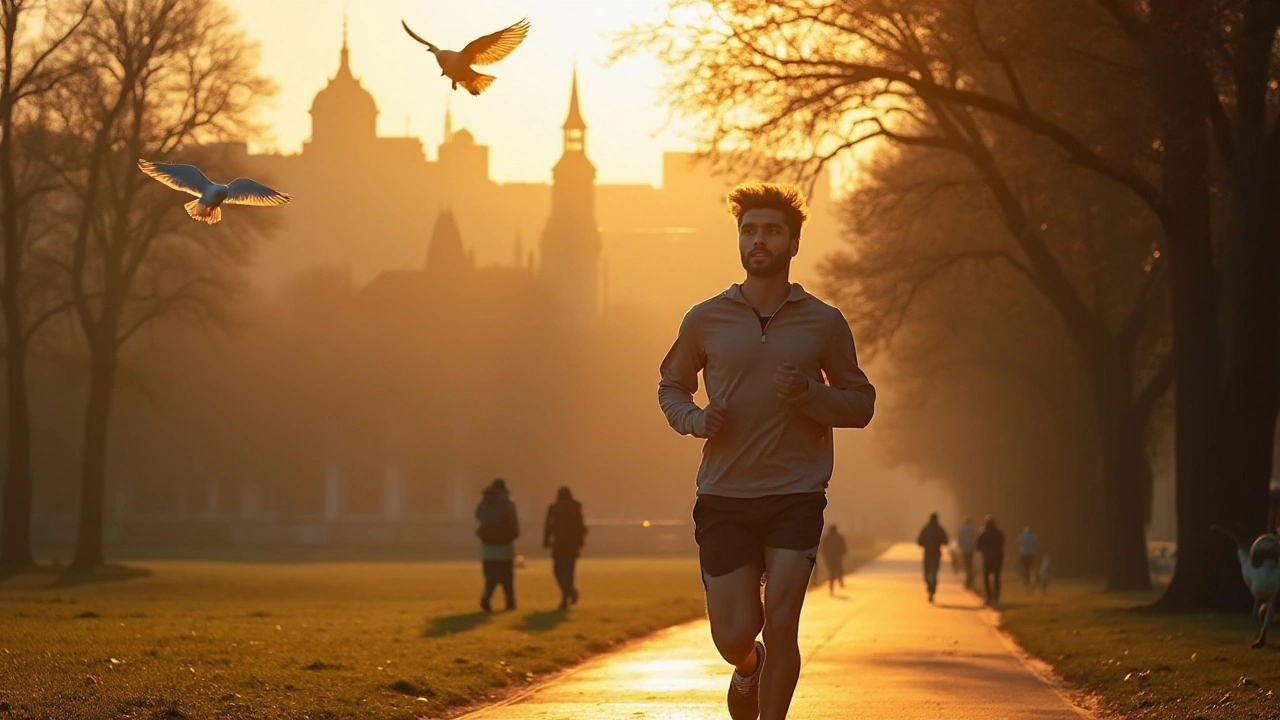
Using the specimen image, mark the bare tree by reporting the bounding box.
[616,0,1170,590]
[0,0,92,572]
[825,142,1170,575]
[39,0,275,571]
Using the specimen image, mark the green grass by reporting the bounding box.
[999,580,1280,720]
[0,558,705,720]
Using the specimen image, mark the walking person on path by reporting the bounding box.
[916,513,949,603]
[976,515,1006,607]
[475,478,519,612]
[820,524,848,595]
[956,517,977,590]
[1016,525,1040,589]
[658,182,876,720]
[543,486,588,610]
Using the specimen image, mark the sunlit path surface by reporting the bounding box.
[456,543,1092,719]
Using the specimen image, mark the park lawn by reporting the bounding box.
[0,558,706,720]
[999,580,1280,720]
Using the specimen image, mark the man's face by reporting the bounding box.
[738,208,797,278]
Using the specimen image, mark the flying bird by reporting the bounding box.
[137,160,293,225]
[401,17,530,96]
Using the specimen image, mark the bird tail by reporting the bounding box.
[461,73,495,96]
[185,199,222,224]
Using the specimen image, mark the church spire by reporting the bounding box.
[339,2,350,71]
[563,64,586,131]
[444,95,453,143]
[540,66,600,329]
[562,65,586,153]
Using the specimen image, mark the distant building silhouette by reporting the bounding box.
[539,68,602,329]
[27,23,846,553]
[223,25,838,319]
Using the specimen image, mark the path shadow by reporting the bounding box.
[53,564,151,588]
[424,611,493,638]
[933,602,981,611]
[517,608,568,633]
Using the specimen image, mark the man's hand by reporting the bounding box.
[775,362,808,400]
[699,398,727,439]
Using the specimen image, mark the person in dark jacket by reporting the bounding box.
[543,486,588,609]
[916,513,950,603]
[475,478,519,612]
[820,525,848,595]
[976,515,1006,607]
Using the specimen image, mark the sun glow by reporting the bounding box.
[221,0,700,186]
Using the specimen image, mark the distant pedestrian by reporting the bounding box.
[475,478,519,612]
[1032,553,1052,594]
[821,525,849,595]
[543,486,588,610]
[956,517,977,590]
[917,513,949,603]
[976,515,1005,606]
[1016,526,1040,589]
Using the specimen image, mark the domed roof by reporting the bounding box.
[310,42,377,117]
[451,128,475,145]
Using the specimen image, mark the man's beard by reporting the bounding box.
[741,248,791,277]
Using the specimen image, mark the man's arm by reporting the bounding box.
[788,311,875,428]
[658,310,709,437]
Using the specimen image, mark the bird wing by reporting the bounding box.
[401,20,439,51]
[137,160,212,197]
[224,178,293,207]
[459,18,529,66]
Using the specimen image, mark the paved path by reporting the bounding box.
[455,543,1093,720]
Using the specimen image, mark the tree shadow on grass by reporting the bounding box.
[424,611,493,638]
[54,564,151,588]
[517,608,568,633]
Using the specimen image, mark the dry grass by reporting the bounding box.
[0,558,705,720]
[1000,580,1280,719]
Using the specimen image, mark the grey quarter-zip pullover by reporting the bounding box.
[658,283,876,498]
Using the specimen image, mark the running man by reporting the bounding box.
[658,182,876,720]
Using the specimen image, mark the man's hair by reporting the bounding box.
[726,182,810,240]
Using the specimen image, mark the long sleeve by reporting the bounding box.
[790,313,875,428]
[658,310,707,437]
[543,507,553,548]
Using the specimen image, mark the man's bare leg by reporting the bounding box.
[760,546,817,720]
[703,562,765,672]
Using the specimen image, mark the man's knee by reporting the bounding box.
[709,619,761,664]
[761,613,800,651]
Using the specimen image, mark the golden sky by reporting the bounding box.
[221,0,694,185]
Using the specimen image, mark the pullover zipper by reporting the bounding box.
[759,300,786,343]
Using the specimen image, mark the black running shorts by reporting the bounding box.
[692,492,827,577]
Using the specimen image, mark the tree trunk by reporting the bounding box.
[1152,43,1234,610]
[1217,0,1280,590]
[1155,2,1280,611]
[0,325,34,572]
[1091,354,1153,590]
[69,347,118,572]
[0,13,34,573]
